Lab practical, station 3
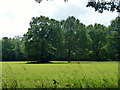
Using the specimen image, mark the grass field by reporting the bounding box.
[1,61,118,88]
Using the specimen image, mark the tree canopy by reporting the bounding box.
[2,36,25,61]
[1,16,119,62]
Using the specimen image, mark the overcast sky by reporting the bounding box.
[0,0,118,39]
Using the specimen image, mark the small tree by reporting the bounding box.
[2,37,16,61]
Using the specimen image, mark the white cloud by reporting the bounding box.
[0,0,118,39]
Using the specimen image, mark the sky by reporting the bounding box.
[0,0,118,39]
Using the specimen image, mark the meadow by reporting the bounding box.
[1,61,118,88]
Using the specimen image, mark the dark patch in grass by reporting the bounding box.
[26,61,68,64]
[74,83,76,86]
[42,83,44,88]
[53,79,57,84]
[26,61,53,64]
[66,84,70,86]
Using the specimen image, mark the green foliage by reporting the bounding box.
[1,16,119,61]
[106,17,120,60]
[35,0,120,13]
[2,37,16,60]
[23,16,63,62]
[1,36,25,61]
[86,0,120,13]
[1,61,118,88]
[24,16,93,62]
[87,24,107,61]
[12,36,25,60]
[61,16,81,62]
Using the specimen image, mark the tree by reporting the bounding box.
[86,0,120,61]
[12,36,25,60]
[2,37,16,61]
[1,36,26,61]
[61,16,79,63]
[23,16,63,62]
[60,16,90,63]
[24,16,50,62]
[75,23,91,61]
[107,17,120,60]
[106,30,119,60]
[87,24,107,61]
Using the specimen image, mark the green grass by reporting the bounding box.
[1,61,118,88]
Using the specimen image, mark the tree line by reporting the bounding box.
[1,16,119,62]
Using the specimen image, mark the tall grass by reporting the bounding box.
[1,61,118,88]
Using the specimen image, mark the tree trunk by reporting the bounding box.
[68,49,71,63]
[40,42,44,62]
[95,50,100,61]
[117,30,120,60]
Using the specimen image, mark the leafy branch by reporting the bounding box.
[86,0,120,13]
